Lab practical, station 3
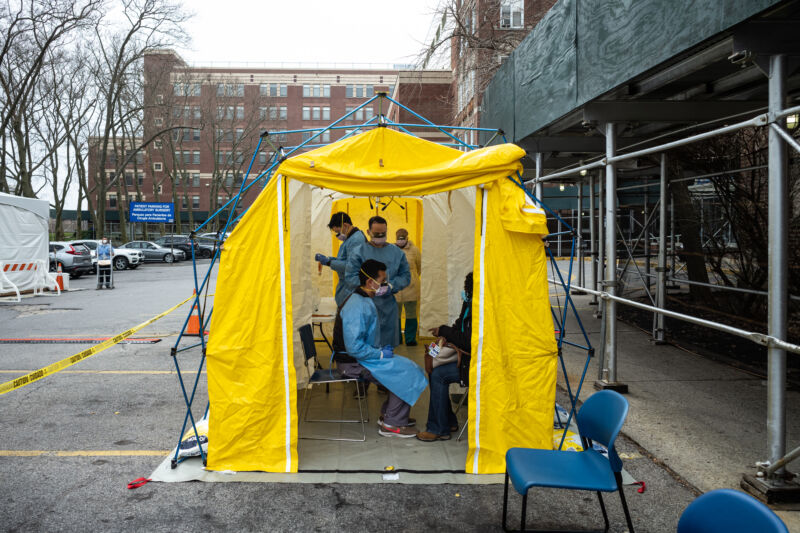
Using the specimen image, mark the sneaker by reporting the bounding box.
[378,415,415,427]
[416,431,451,442]
[378,421,418,438]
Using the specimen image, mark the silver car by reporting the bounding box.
[119,241,186,263]
[69,239,145,271]
[49,242,93,278]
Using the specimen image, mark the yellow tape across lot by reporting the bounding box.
[0,295,194,396]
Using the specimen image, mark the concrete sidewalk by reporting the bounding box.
[552,264,800,529]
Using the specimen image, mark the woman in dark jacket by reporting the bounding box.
[417,272,473,442]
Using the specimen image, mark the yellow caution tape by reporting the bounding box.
[0,294,194,396]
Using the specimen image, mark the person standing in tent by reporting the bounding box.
[345,216,410,347]
[417,272,473,442]
[315,211,366,306]
[394,228,421,346]
[338,259,427,438]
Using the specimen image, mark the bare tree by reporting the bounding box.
[0,0,102,196]
[86,0,190,238]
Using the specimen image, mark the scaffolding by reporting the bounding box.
[166,93,595,470]
[528,56,800,496]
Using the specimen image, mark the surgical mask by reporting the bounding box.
[461,290,471,303]
[396,238,407,248]
[375,284,391,297]
[361,269,392,296]
[371,237,386,245]
[336,232,346,242]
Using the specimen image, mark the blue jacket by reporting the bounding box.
[341,291,427,406]
[330,228,366,307]
[97,243,114,261]
[344,241,410,346]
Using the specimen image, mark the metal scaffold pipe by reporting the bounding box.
[589,173,597,305]
[767,54,788,480]
[655,153,667,343]
[602,122,623,390]
[535,153,543,200]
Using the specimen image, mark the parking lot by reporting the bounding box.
[0,260,712,532]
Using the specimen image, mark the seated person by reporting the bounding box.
[417,272,473,442]
[336,259,428,438]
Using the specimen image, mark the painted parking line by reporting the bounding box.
[0,370,207,375]
[0,450,169,457]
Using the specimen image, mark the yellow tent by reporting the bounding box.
[206,127,558,474]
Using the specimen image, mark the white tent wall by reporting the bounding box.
[305,189,475,339]
[0,193,50,295]
[419,188,476,332]
[289,181,314,388]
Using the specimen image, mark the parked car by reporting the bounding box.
[49,242,93,278]
[69,239,145,271]
[119,241,186,263]
[154,234,213,258]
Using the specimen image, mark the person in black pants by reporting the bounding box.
[417,272,473,442]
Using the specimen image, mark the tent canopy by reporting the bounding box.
[206,127,557,474]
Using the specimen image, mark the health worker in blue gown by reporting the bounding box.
[314,211,366,306]
[345,215,410,347]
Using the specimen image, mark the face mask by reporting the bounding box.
[336,232,346,242]
[461,290,471,303]
[361,269,391,296]
[396,238,407,248]
[375,284,390,297]
[371,237,386,245]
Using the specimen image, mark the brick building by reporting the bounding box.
[89,50,451,237]
[450,0,557,141]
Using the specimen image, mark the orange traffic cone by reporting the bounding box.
[55,264,64,291]
[186,289,202,336]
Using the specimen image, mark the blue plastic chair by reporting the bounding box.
[502,390,634,532]
[677,488,789,533]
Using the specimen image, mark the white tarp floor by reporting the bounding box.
[150,345,636,485]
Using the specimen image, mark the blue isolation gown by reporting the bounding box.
[328,228,366,307]
[345,242,410,347]
[340,292,427,406]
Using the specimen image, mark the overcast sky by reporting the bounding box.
[179,0,443,67]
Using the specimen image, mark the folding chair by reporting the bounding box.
[502,390,634,533]
[677,488,789,533]
[446,343,470,442]
[298,324,368,442]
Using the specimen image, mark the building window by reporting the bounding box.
[259,84,268,96]
[346,85,353,98]
[193,129,201,141]
[355,86,363,98]
[193,151,200,165]
[193,107,201,120]
[217,83,244,97]
[137,173,144,185]
[366,86,374,97]
[154,117,163,126]
[259,152,267,165]
[321,130,330,143]
[192,173,200,187]
[155,94,163,104]
[125,173,133,186]
[154,139,162,149]
[158,185,163,194]
[302,106,310,121]
[500,0,523,29]
[259,106,267,120]
[279,105,287,120]
[153,162,162,172]
[302,84,310,97]
[322,107,330,121]
[182,196,188,209]
[108,194,117,208]
[235,128,243,140]
[236,106,244,119]
[365,107,374,120]
[312,106,320,120]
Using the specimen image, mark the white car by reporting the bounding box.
[69,240,145,271]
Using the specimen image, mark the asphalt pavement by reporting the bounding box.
[0,259,790,532]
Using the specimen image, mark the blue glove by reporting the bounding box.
[314,253,330,266]
[380,345,394,359]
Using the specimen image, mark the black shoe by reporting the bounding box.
[406,341,417,346]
